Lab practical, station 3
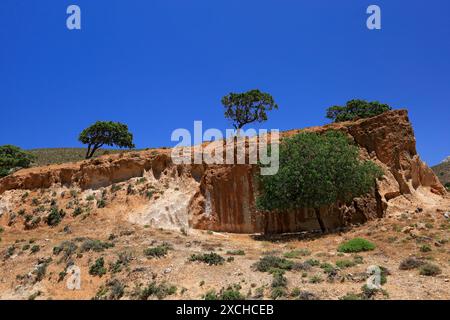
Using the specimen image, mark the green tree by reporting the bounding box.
[326,99,392,123]
[256,131,382,233]
[222,89,278,131]
[0,145,35,178]
[79,121,135,159]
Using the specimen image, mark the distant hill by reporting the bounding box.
[28,148,132,167]
[431,156,450,188]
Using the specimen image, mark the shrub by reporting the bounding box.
[226,249,245,256]
[138,282,177,300]
[400,257,424,270]
[419,263,442,276]
[80,239,114,252]
[270,286,286,300]
[326,99,392,123]
[257,131,382,233]
[204,285,245,300]
[0,145,35,177]
[189,252,225,266]
[253,255,294,272]
[336,259,356,269]
[283,249,311,259]
[338,238,376,253]
[30,245,40,254]
[46,207,65,226]
[143,244,171,258]
[53,240,78,262]
[89,257,107,277]
[97,199,106,208]
[419,244,432,253]
[72,207,83,217]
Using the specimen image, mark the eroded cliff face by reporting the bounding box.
[189,110,445,233]
[0,110,445,234]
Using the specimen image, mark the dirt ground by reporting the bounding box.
[0,183,449,300]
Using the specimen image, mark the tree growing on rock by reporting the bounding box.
[222,89,278,133]
[256,131,383,233]
[326,99,392,123]
[78,121,135,159]
[0,145,35,178]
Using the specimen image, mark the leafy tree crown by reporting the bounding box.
[222,89,278,129]
[79,121,135,158]
[256,131,383,211]
[0,145,35,177]
[326,99,392,123]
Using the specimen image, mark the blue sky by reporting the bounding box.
[0,0,449,165]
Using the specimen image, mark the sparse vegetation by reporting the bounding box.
[189,252,225,265]
[399,257,424,270]
[143,243,172,258]
[0,145,35,177]
[253,255,294,272]
[45,207,65,226]
[89,257,107,277]
[338,238,376,253]
[419,263,442,276]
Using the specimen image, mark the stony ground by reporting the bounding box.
[0,180,449,300]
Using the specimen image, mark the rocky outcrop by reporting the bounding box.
[189,110,445,233]
[0,110,445,234]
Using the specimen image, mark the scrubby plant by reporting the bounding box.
[89,257,107,277]
[136,281,177,300]
[80,239,114,253]
[326,99,392,123]
[226,249,245,256]
[189,252,225,266]
[45,207,65,226]
[338,238,376,253]
[283,249,311,259]
[335,259,356,269]
[419,263,442,276]
[257,131,382,233]
[0,145,35,177]
[30,245,40,254]
[53,240,78,262]
[419,244,432,253]
[143,243,172,258]
[399,257,424,270]
[253,255,294,272]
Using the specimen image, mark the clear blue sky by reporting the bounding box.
[1,0,449,165]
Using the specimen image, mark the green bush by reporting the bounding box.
[30,245,40,254]
[335,259,356,269]
[80,239,114,252]
[283,249,311,259]
[326,99,392,123]
[189,252,225,266]
[0,145,35,178]
[257,131,382,233]
[419,263,442,276]
[45,207,65,226]
[137,282,177,300]
[89,257,107,277]
[338,238,376,253]
[253,255,294,272]
[143,244,171,258]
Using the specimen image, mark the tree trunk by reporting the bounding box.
[314,207,327,233]
[85,145,92,159]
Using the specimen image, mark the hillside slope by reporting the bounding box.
[432,158,450,187]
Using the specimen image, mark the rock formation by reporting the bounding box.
[0,110,445,233]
